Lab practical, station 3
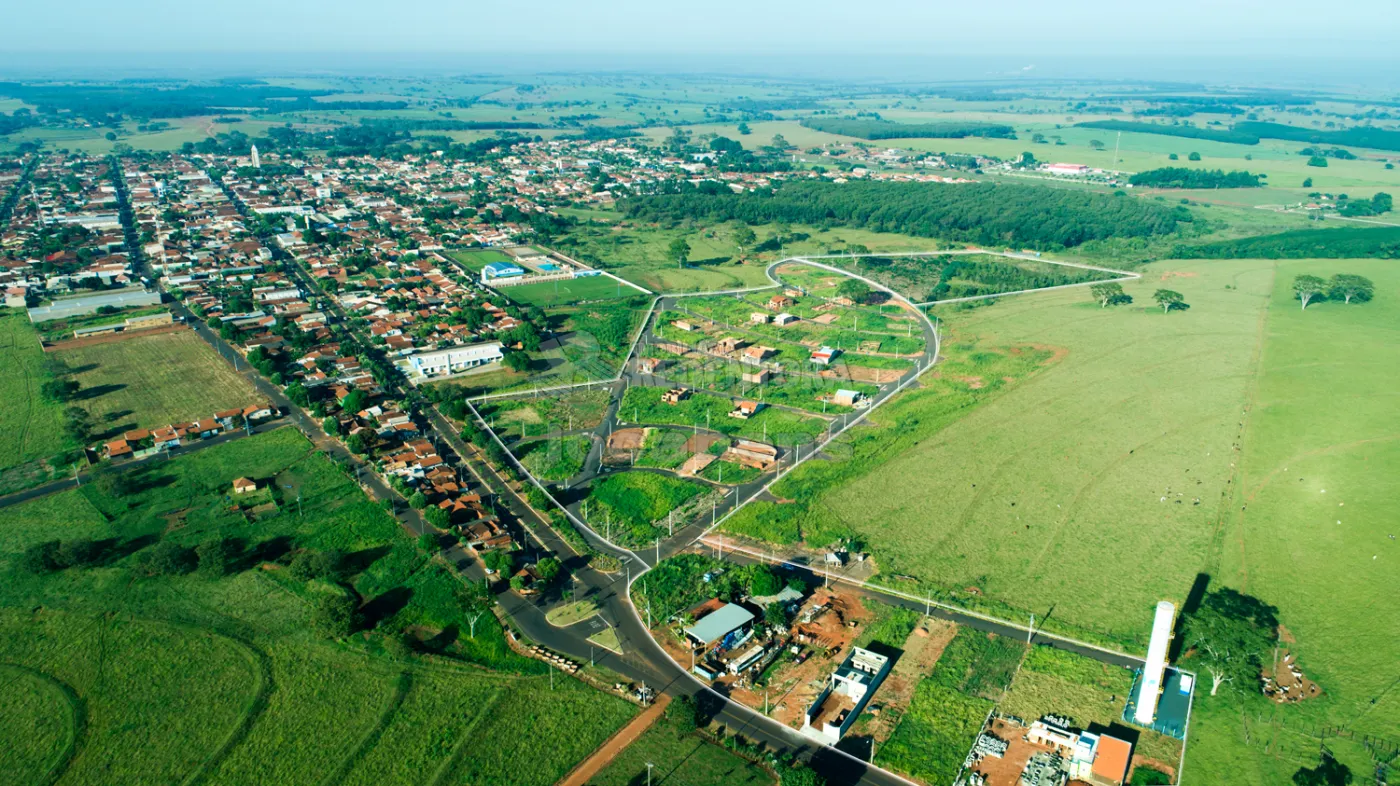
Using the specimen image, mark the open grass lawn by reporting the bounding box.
[0,310,69,470]
[477,387,611,439]
[0,428,635,785]
[500,274,643,307]
[586,713,776,786]
[55,330,259,433]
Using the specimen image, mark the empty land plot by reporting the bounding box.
[821,259,1274,646]
[0,310,69,469]
[55,330,258,431]
[585,712,776,786]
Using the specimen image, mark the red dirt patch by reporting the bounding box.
[1159,271,1199,281]
[1263,648,1323,703]
[960,376,986,389]
[608,428,646,450]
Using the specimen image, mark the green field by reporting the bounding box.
[0,428,637,785]
[585,712,776,786]
[1184,257,1400,785]
[0,311,68,470]
[519,435,592,482]
[55,330,260,434]
[817,260,1272,645]
[499,274,645,307]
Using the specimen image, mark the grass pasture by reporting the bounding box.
[55,330,259,433]
[820,260,1274,646]
[0,311,68,470]
[0,428,637,785]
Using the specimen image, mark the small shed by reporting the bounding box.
[232,477,258,494]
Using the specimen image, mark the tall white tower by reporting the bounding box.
[251,144,261,170]
[1134,601,1177,725]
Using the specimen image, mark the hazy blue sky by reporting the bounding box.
[4,0,1398,84]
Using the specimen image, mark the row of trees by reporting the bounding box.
[622,180,1191,250]
[1176,226,1400,260]
[1087,282,1189,313]
[1292,273,1375,309]
[798,117,1015,140]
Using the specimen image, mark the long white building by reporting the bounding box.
[406,342,504,378]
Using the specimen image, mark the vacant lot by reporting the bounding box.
[586,713,775,786]
[0,429,636,785]
[55,330,259,433]
[0,310,69,470]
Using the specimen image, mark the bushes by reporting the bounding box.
[134,540,197,576]
[312,592,360,639]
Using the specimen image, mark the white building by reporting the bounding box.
[407,342,504,378]
[1134,601,1177,725]
[802,646,890,745]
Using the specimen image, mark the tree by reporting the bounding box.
[666,694,700,732]
[312,593,359,639]
[423,505,450,528]
[1302,177,1313,188]
[1089,139,1105,150]
[732,224,757,258]
[1188,151,1202,161]
[196,536,239,577]
[668,237,691,268]
[1292,750,1352,786]
[509,574,527,592]
[765,601,790,629]
[56,539,103,568]
[780,764,826,786]
[20,541,63,574]
[41,378,80,403]
[62,406,93,445]
[535,556,562,583]
[836,278,872,304]
[1371,191,1393,214]
[1307,156,1329,168]
[321,416,340,436]
[1152,289,1188,313]
[482,550,515,575]
[1169,153,1179,161]
[502,350,531,373]
[749,566,782,596]
[346,430,375,455]
[1181,590,1278,696]
[1327,274,1373,304]
[737,122,751,135]
[139,540,197,576]
[1293,274,1327,310]
[409,491,428,510]
[418,532,437,552]
[340,388,369,414]
[1089,282,1129,308]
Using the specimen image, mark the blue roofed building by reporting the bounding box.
[481,261,525,283]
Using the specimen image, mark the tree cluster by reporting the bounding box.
[1129,167,1261,189]
[1293,273,1374,309]
[621,180,1189,250]
[1176,226,1400,260]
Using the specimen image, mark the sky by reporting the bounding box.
[4,0,1399,85]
